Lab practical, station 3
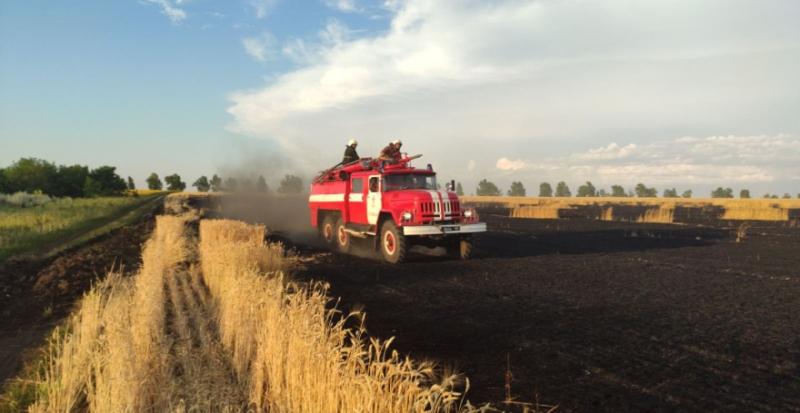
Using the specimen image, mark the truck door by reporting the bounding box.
[367,175,382,225]
[348,177,367,224]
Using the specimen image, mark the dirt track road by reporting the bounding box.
[220,195,800,412]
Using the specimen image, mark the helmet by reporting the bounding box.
[348,139,358,146]
[392,139,402,146]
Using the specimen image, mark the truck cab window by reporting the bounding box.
[352,178,363,192]
[369,177,379,192]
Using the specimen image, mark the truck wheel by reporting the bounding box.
[379,220,406,264]
[334,218,351,253]
[320,215,336,245]
[447,236,473,260]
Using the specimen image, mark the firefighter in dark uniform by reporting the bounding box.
[342,139,359,164]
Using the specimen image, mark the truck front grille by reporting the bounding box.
[420,199,461,221]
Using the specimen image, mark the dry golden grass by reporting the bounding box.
[199,219,470,413]
[464,196,800,223]
[28,215,190,412]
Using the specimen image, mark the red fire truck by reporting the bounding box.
[309,155,486,263]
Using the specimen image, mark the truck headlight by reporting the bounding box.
[464,209,473,218]
[402,211,413,221]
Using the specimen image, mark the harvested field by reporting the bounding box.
[215,194,800,412]
[7,193,799,412]
[461,196,800,224]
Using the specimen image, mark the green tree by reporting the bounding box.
[193,176,210,192]
[164,174,186,191]
[597,188,608,197]
[507,181,526,197]
[240,177,254,192]
[224,177,238,192]
[455,182,464,196]
[682,189,693,198]
[555,181,571,197]
[739,189,750,199]
[576,181,596,197]
[82,176,103,197]
[610,185,627,197]
[256,175,269,193]
[0,168,7,193]
[278,174,304,194]
[710,187,733,198]
[88,166,127,196]
[539,182,553,197]
[146,173,163,190]
[127,176,136,191]
[634,183,657,197]
[54,164,89,197]
[783,193,792,199]
[663,188,678,198]
[3,157,58,194]
[210,174,223,192]
[476,179,501,196]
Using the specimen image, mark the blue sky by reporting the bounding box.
[2,1,799,195]
[0,0,389,187]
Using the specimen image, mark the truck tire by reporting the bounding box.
[320,215,336,245]
[447,236,473,260]
[379,220,406,264]
[334,217,351,253]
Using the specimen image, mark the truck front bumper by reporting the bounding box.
[402,223,487,236]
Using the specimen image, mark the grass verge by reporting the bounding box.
[0,194,164,262]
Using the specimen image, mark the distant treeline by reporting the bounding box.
[0,157,307,198]
[0,158,128,197]
[167,173,304,194]
[471,179,799,199]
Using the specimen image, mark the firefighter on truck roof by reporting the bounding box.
[342,139,359,164]
[379,139,403,164]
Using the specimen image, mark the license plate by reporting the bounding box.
[442,226,460,233]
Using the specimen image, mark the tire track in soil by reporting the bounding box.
[164,259,247,412]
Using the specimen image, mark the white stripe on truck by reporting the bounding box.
[308,194,345,202]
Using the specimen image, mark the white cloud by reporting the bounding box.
[574,143,638,161]
[243,33,277,62]
[249,0,278,19]
[593,164,773,184]
[467,160,476,172]
[144,0,187,23]
[496,158,526,171]
[319,19,350,45]
[323,0,358,13]
[532,134,800,187]
[227,0,800,190]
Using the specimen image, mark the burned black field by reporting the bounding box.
[219,196,800,412]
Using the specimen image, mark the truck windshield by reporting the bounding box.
[383,174,437,191]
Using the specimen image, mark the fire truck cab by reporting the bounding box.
[309,155,486,263]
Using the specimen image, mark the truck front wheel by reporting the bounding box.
[447,236,473,260]
[379,220,406,264]
[334,218,351,253]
